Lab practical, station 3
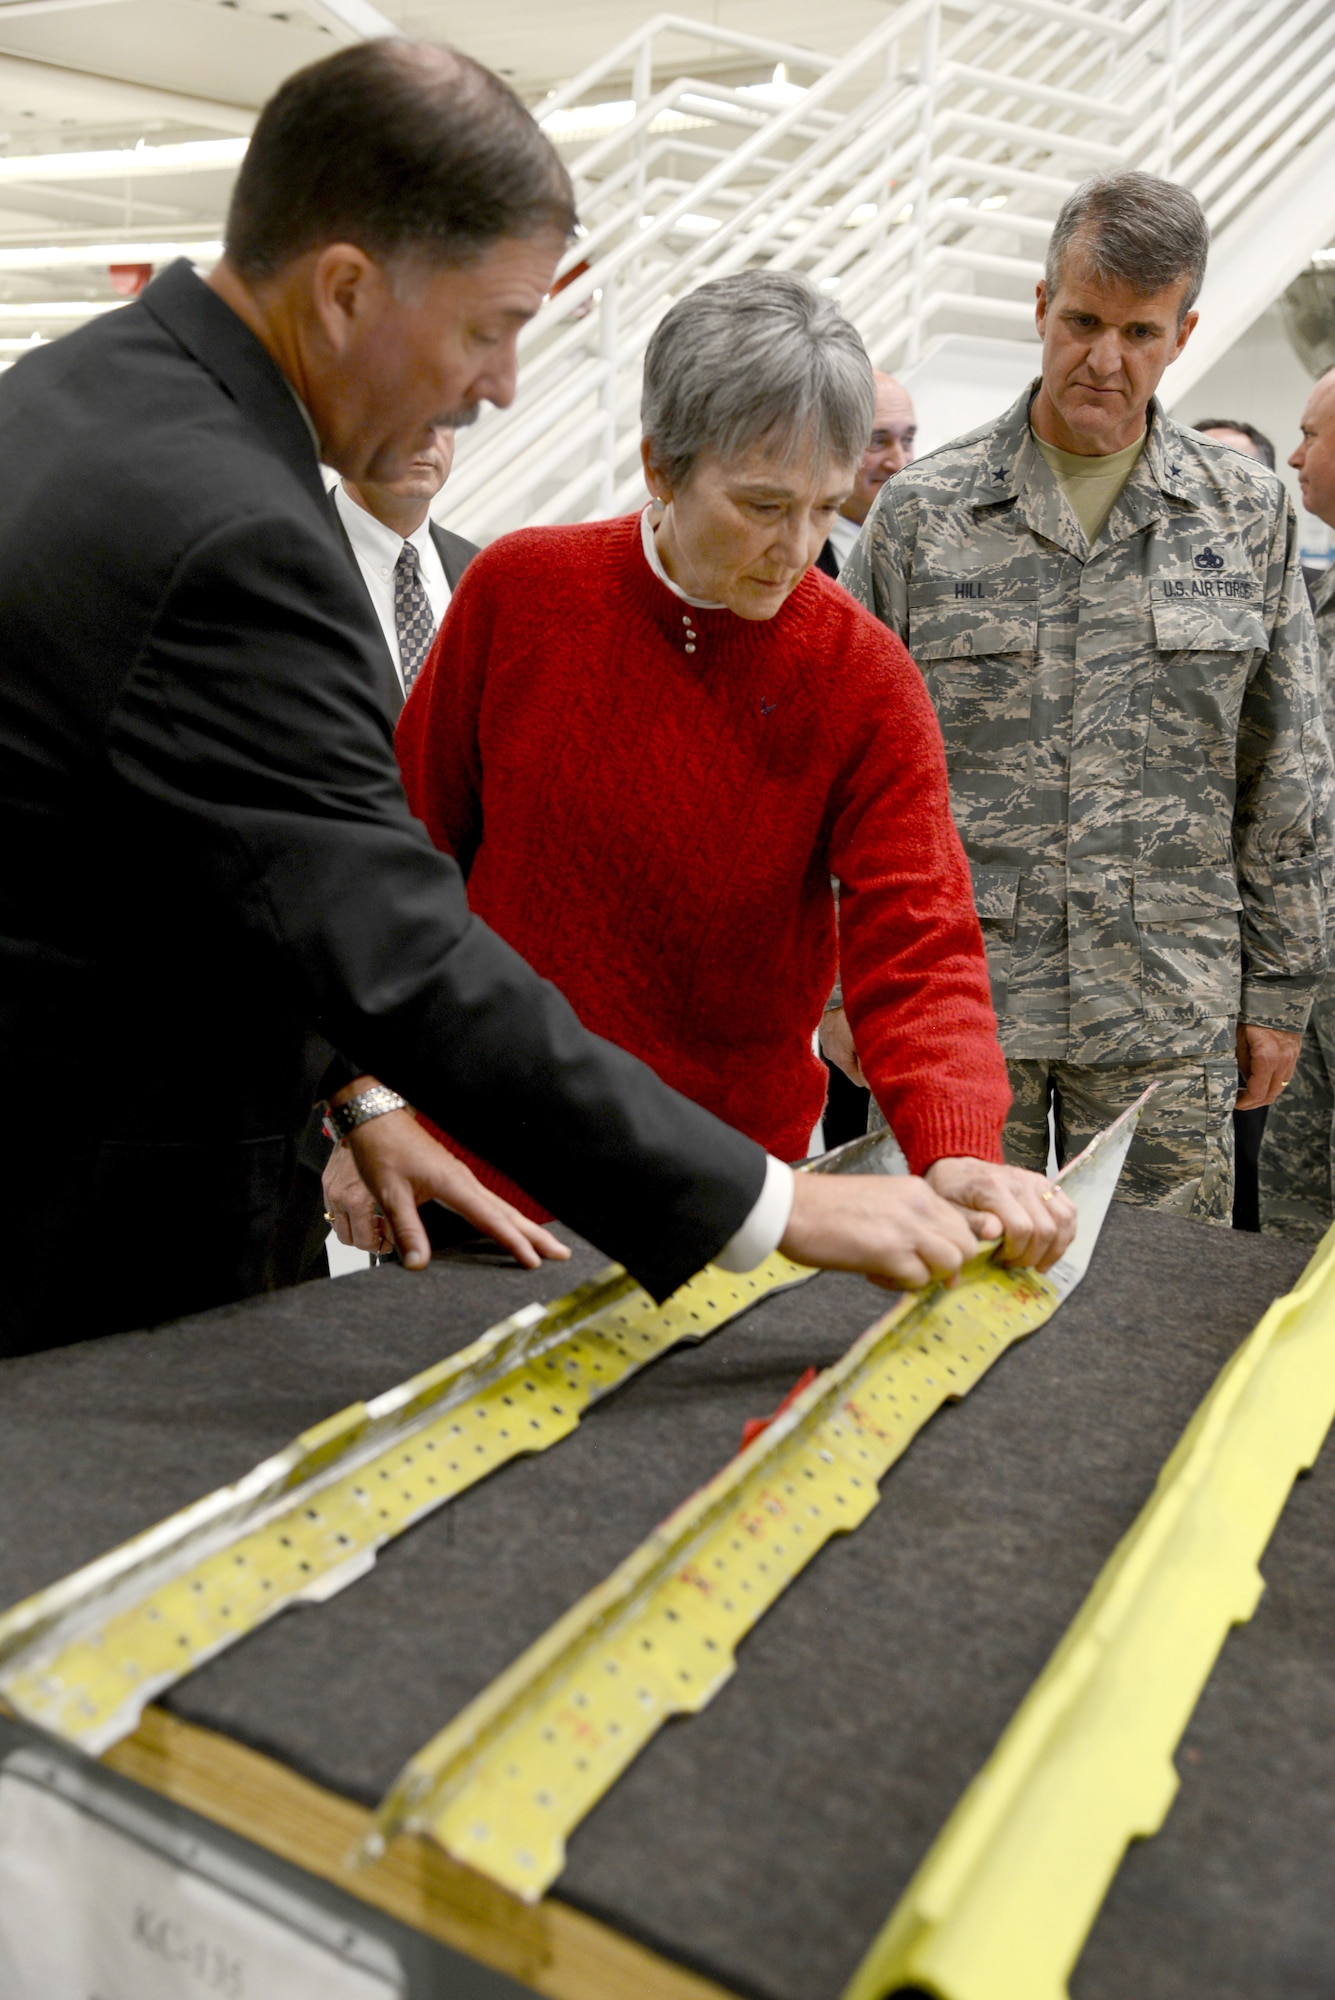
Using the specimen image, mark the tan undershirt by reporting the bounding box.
[1032,428,1146,546]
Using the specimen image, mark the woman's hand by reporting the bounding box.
[324,1112,570,1272]
[924,1157,1076,1273]
[779,1172,982,1291]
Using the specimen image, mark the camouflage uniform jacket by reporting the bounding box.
[1314,561,1335,741]
[843,386,1330,1065]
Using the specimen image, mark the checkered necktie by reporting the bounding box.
[393,540,436,695]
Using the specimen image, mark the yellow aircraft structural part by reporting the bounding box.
[359,1255,1063,1899]
[359,1092,1150,1904]
[843,1218,1335,2000]
[0,1253,812,1755]
[0,1128,898,1755]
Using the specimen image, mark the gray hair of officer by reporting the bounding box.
[1045,171,1209,321]
[641,271,876,487]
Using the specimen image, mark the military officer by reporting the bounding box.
[845,171,1330,1220]
[1259,366,1335,1238]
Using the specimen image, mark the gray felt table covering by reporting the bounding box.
[0,1209,1328,2000]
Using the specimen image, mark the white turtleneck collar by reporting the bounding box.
[638,504,727,610]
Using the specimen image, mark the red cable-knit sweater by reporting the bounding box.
[396,513,1009,1207]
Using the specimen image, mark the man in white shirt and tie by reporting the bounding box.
[814,372,917,583]
[281,424,479,1284]
[330,424,478,711]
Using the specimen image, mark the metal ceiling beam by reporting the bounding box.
[306,0,401,39]
[0,49,256,133]
[0,0,139,22]
[0,181,194,226]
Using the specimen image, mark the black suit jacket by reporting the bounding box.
[0,260,763,1352]
[815,537,841,580]
[327,493,479,720]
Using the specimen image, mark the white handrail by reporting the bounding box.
[532,13,838,130]
[432,0,1335,541]
[940,60,1133,122]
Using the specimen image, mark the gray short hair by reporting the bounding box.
[641,271,875,487]
[1045,171,1209,319]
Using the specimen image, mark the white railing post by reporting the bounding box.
[598,272,620,519]
[906,0,940,364]
[880,33,902,271]
[630,31,654,285]
[632,33,654,196]
[1160,0,1183,174]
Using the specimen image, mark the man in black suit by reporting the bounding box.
[330,424,477,715]
[0,40,1069,1356]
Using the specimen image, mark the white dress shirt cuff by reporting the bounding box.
[712,1154,796,1272]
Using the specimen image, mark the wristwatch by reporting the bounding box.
[323,1084,409,1143]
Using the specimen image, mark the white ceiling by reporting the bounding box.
[0,0,892,309]
[0,0,892,134]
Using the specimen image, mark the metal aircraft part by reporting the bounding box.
[0,1129,918,1754]
[843,1194,1335,2000]
[357,1092,1151,1902]
[0,1174,877,1755]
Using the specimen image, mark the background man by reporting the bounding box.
[0,39,1064,1356]
[815,370,916,578]
[1190,414,1295,1231]
[1260,366,1335,1238]
[282,428,478,1285]
[846,170,1329,1220]
[1192,417,1276,469]
[1189,414,1280,1229]
[332,424,477,712]
[278,429,479,1284]
[817,368,916,1143]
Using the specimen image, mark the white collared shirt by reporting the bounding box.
[826,511,863,574]
[334,482,451,693]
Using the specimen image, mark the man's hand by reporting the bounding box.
[818,1005,866,1088]
[323,1137,391,1253]
[924,1157,1076,1273]
[779,1172,982,1291]
[325,1110,570,1273]
[1236,1023,1304,1109]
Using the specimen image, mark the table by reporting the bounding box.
[0,1207,1328,2000]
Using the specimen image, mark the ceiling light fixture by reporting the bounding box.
[0,137,246,184]
[0,239,223,271]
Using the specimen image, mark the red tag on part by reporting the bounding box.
[738,1367,818,1454]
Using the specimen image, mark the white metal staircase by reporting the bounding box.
[436,0,1335,543]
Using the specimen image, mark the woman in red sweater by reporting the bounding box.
[329,274,1072,1273]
